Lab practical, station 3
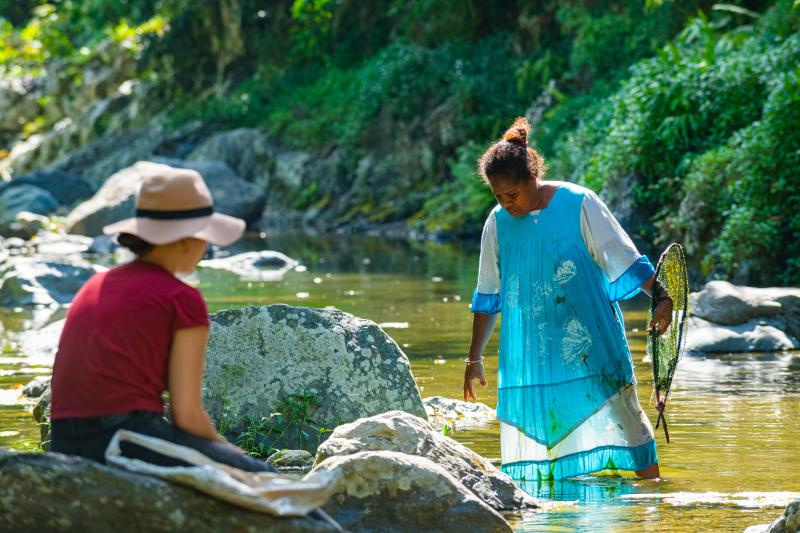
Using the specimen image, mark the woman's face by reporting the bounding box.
[489,177,536,217]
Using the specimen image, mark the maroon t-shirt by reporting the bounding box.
[51,261,209,419]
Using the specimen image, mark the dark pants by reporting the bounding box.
[51,411,273,473]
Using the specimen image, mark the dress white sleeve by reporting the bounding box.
[472,210,501,314]
[580,191,655,301]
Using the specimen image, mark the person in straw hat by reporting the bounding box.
[49,164,272,471]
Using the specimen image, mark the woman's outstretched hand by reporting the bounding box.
[463,361,487,402]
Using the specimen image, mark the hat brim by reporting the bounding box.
[103,212,245,247]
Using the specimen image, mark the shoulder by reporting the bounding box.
[483,205,501,228]
[548,180,598,201]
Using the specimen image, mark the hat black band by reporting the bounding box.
[136,206,214,220]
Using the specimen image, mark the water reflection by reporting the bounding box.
[518,475,645,502]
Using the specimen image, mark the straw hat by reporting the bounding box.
[102,164,245,246]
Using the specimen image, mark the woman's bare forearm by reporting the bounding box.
[468,313,498,361]
[173,407,224,442]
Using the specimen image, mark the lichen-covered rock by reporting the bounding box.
[0,258,105,307]
[204,305,426,447]
[686,281,800,353]
[33,387,51,449]
[0,450,336,532]
[745,499,800,533]
[315,410,536,512]
[268,449,315,469]
[65,159,265,237]
[311,450,511,533]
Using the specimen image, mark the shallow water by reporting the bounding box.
[1,232,798,531]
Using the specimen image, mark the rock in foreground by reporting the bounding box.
[316,410,536,511]
[0,450,336,532]
[312,450,512,533]
[204,305,426,448]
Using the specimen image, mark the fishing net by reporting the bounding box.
[646,243,688,443]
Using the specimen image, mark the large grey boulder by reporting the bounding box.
[745,499,800,533]
[315,410,535,512]
[0,450,336,532]
[65,159,266,236]
[691,281,786,325]
[0,258,105,307]
[687,281,800,353]
[311,450,511,533]
[203,305,426,448]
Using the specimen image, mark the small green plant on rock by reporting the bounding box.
[235,391,335,458]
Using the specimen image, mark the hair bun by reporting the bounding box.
[502,116,531,147]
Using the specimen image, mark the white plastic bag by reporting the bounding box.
[105,429,338,517]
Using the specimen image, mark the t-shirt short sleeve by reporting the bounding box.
[172,286,210,331]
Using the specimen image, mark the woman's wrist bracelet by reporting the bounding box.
[464,356,485,365]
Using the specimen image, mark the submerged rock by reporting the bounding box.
[204,305,426,450]
[0,450,337,532]
[311,450,511,533]
[687,281,800,353]
[745,498,800,533]
[423,396,496,430]
[315,410,536,512]
[200,250,298,281]
[0,258,105,307]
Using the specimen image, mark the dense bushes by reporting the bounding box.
[546,2,800,284]
[2,0,798,284]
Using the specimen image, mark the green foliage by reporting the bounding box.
[235,392,335,457]
[4,0,799,283]
[544,1,800,283]
[414,142,495,232]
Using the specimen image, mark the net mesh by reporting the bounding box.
[647,243,689,400]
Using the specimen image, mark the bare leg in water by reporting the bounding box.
[636,463,660,479]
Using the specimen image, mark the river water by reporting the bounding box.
[1,232,798,532]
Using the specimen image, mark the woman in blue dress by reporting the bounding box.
[463,117,673,481]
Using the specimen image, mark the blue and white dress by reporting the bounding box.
[472,181,658,481]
